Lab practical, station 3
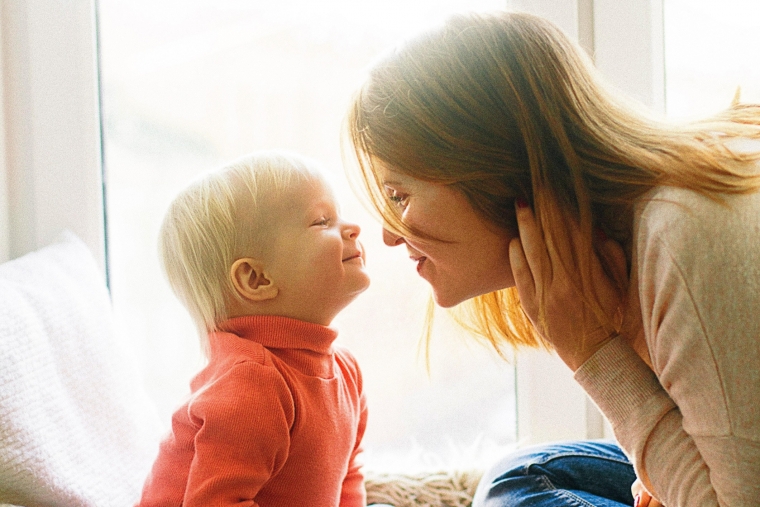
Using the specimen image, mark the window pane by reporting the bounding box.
[664,0,760,120]
[99,0,516,470]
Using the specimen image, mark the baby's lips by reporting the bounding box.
[342,247,364,262]
[354,241,367,263]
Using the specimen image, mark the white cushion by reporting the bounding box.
[0,232,161,507]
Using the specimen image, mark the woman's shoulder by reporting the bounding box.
[631,179,760,296]
[635,137,760,231]
[635,180,760,247]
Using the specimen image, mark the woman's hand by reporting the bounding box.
[632,478,664,507]
[508,200,629,371]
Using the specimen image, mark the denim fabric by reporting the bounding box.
[472,441,636,507]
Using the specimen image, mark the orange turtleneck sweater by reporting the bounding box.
[137,315,367,507]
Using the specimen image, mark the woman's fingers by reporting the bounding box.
[587,237,628,330]
[597,237,628,293]
[509,237,537,315]
[632,479,646,507]
[635,491,660,507]
[514,199,551,285]
[632,479,664,507]
[511,199,631,370]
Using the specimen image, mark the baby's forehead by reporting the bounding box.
[234,177,335,256]
[236,172,336,220]
[277,175,339,214]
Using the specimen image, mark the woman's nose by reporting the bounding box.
[382,227,404,246]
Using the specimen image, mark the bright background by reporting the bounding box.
[664,0,760,120]
[98,0,516,471]
[98,0,760,471]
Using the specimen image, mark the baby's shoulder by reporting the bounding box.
[199,337,287,392]
[228,342,286,380]
[210,331,277,365]
[191,346,294,412]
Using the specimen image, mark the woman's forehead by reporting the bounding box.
[373,160,415,185]
[374,165,451,196]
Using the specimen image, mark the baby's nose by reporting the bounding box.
[343,222,360,240]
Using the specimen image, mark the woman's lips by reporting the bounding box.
[411,255,427,273]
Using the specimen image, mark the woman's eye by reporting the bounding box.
[387,190,409,208]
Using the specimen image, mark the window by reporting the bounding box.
[98,0,516,470]
[10,0,722,470]
[664,0,760,119]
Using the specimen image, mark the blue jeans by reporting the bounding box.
[472,441,636,507]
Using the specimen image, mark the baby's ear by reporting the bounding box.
[230,258,279,302]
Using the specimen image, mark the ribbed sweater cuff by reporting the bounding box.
[574,336,674,434]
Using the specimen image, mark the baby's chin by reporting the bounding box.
[338,274,371,306]
[354,274,371,295]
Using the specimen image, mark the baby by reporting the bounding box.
[137,151,371,507]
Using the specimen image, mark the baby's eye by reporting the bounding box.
[312,216,331,227]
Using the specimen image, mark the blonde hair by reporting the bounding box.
[158,151,322,351]
[345,11,760,353]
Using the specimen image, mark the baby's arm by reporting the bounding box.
[184,361,295,506]
[340,392,368,507]
[338,350,369,507]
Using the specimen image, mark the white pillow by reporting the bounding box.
[0,232,161,507]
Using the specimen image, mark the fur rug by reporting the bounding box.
[365,470,483,507]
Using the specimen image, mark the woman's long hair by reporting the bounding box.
[345,11,760,352]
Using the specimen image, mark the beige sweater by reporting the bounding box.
[575,154,760,506]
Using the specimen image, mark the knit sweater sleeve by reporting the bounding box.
[183,360,295,506]
[575,186,760,506]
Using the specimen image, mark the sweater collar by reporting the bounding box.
[216,315,338,354]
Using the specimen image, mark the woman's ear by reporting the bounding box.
[230,258,279,302]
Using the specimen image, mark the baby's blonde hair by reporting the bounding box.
[158,151,322,350]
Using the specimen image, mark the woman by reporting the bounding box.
[344,11,760,507]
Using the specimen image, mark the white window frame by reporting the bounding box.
[0,0,663,448]
[0,0,105,270]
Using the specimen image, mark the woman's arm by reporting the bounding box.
[511,190,760,506]
[597,185,760,505]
